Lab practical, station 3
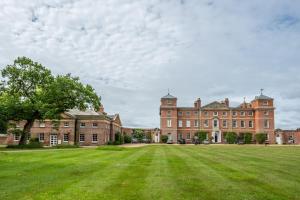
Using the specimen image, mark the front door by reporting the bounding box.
[214,132,218,143]
[50,134,58,146]
[276,134,282,145]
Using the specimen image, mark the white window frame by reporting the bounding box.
[194,111,198,115]
[92,122,98,128]
[249,121,253,128]
[186,120,191,128]
[222,112,227,116]
[39,133,44,142]
[264,120,270,128]
[232,111,237,116]
[178,133,183,140]
[14,134,20,141]
[167,119,172,128]
[213,119,218,128]
[79,134,85,142]
[39,122,45,128]
[63,134,69,142]
[204,111,208,116]
[232,120,237,128]
[240,111,245,116]
[241,120,245,128]
[80,122,86,128]
[92,134,98,143]
[263,101,268,106]
[264,111,269,116]
[194,120,199,127]
[213,112,218,116]
[167,110,172,117]
[64,122,69,127]
[178,120,183,128]
[186,111,190,116]
[186,133,191,139]
[178,111,182,116]
[248,111,253,116]
[204,120,209,128]
[222,120,227,128]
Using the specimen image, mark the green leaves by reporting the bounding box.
[0,57,101,134]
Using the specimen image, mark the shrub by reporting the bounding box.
[124,135,132,143]
[224,132,237,144]
[161,135,168,143]
[255,133,267,144]
[195,131,208,143]
[114,132,123,145]
[106,141,114,145]
[55,144,79,149]
[7,138,43,149]
[244,133,253,144]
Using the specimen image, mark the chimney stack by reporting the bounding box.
[194,98,201,108]
[225,98,229,107]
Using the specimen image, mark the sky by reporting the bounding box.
[0,0,300,129]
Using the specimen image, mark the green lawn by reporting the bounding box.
[0,145,299,200]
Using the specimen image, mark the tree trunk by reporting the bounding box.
[19,119,34,145]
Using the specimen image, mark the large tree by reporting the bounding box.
[0,57,101,145]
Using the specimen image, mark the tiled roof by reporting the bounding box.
[66,109,101,116]
[254,94,273,100]
[161,93,176,99]
[202,101,228,109]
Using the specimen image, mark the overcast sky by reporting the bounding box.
[0,0,300,129]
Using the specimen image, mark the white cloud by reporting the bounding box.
[0,0,300,129]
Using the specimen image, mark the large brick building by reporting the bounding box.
[160,92,275,144]
[3,105,122,146]
[275,129,300,145]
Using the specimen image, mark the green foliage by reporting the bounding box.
[0,57,101,145]
[224,132,237,144]
[195,131,208,143]
[124,135,132,143]
[7,138,43,149]
[54,144,79,149]
[114,132,123,145]
[161,135,168,143]
[132,129,144,142]
[255,133,267,144]
[244,133,253,144]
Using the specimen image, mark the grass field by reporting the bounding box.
[0,145,299,200]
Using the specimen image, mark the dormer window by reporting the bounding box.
[167,100,171,105]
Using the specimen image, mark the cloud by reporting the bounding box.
[0,0,300,129]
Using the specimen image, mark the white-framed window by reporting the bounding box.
[194,111,198,115]
[27,133,31,141]
[240,111,245,116]
[14,134,20,141]
[178,120,183,128]
[80,122,86,127]
[186,111,190,116]
[204,120,209,127]
[178,111,182,116]
[222,112,227,116]
[264,111,269,116]
[63,134,69,142]
[167,119,172,128]
[39,122,45,127]
[249,121,253,128]
[64,122,69,127]
[263,101,268,106]
[39,133,44,142]
[167,110,172,117]
[232,111,237,116]
[186,133,191,139]
[204,111,208,116]
[194,120,199,127]
[213,119,218,128]
[178,133,183,140]
[264,120,270,128]
[213,112,218,116]
[232,120,237,128]
[167,100,171,105]
[92,134,98,142]
[16,123,20,128]
[92,122,98,128]
[248,111,253,116]
[241,120,245,128]
[79,134,85,142]
[222,120,227,128]
[186,120,191,128]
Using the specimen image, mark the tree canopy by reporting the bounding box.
[0,57,101,145]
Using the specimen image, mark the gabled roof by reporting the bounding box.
[161,93,176,99]
[202,101,228,109]
[254,94,273,100]
[66,109,101,117]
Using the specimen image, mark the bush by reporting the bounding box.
[161,135,168,143]
[244,133,253,144]
[255,133,267,144]
[107,141,114,145]
[124,135,132,143]
[54,144,79,149]
[7,138,43,149]
[195,131,208,143]
[114,132,123,145]
[224,132,237,144]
